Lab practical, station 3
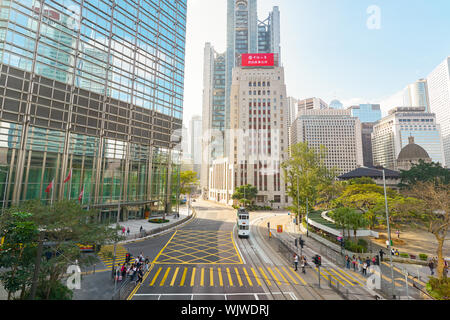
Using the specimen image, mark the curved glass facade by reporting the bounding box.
[0,0,186,222]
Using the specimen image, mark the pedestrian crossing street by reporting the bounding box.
[98,245,133,268]
[145,264,371,289]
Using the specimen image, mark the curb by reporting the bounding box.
[118,209,197,245]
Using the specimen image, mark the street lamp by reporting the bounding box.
[381,168,396,299]
[0,168,9,214]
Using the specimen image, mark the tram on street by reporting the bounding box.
[237,207,250,238]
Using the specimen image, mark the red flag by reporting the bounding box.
[45,179,54,193]
[63,169,72,183]
[78,187,84,202]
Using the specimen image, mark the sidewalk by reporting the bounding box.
[114,206,190,243]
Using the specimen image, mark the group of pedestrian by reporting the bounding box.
[293,254,307,274]
[344,254,379,276]
[428,258,449,277]
[115,252,150,284]
[121,227,131,236]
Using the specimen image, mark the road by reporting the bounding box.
[113,200,386,300]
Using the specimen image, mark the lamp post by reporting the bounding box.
[0,168,9,214]
[382,169,396,299]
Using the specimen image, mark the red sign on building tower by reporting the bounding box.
[241,53,275,67]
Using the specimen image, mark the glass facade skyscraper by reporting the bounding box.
[348,104,382,123]
[0,0,187,222]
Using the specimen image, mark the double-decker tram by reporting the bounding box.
[237,207,250,238]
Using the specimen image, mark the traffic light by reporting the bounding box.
[313,255,322,267]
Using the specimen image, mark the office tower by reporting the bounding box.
[329,99,344,110]
[347,104,382,167]
[257,6,281,60]
[348,104,382,123]
[201,43,226,189]
[0,0,187,220]
[225,1,281,152]
[181,125,190,161]
[287,97,299,125]
[427,57,450,167]
[290,109,363,176]
[190,115,202,176]
[209,55,289,208]
[297,97,329,112]
[403,79,430,112]
[372,107,445,170]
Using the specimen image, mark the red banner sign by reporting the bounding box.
[241,53,275,67]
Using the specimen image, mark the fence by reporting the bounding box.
[111,277,137,300]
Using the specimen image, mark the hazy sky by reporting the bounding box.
[183,0,450,129]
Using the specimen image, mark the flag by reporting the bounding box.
[78,187,84,202]
[45,179,54,193]
[63,168,72,183]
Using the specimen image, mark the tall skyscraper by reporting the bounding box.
[372,107,445,170]
[208,56,289,208]
[190,115,202,176]
[403,79,430,112]
[290,109,364,175]
[203,1,282,191]
[0,0,187,219]
[347,104,382,167]
[427,57,450,167]
[348,104,382,123]
[201,43,226,189]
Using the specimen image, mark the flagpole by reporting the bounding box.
[68,168,72,200]
[51,179,54,206]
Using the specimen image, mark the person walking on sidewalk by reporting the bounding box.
[352,255,357,271]
[301,256,307,274]
[428,259,435,276]
[294,254,299,271]
[379,249,385,262]
[127,227,130,236]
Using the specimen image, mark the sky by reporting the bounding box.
[182,0,450,130]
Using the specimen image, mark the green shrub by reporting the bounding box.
[400,253,410,258]
[426,277,450,300]
[419,253,428,261]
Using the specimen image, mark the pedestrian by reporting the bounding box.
[122,227,125,235]
[428,260,435,276]
[391,248,395,256]
[127,227,130,236]
[345,255,350,269]
[372,256,376,265]
[379,249,385,262]
[294,254,299,271]
[301,256,306,274]
[395,249,399,256]
[129,264,137,281]
[352,255,357,271]
[362,261,368,276]
[396,229,400,239]
[444,260,448,278]
[136,267,144,284]
[121,263,127,279]
[140,226,143,234]
[357,256,362,272]
[145,257,150,271]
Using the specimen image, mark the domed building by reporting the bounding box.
[329,99,344,109]
[397,136,432,170]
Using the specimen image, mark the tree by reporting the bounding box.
[179,171,199,196]
[401,182,449,279]
[0,200,122,300]
[232,185,258,208]
[399,160,450,188]
[0,211,39,300]
[282,142,335,223]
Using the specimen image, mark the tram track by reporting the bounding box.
[235,213,327,300]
